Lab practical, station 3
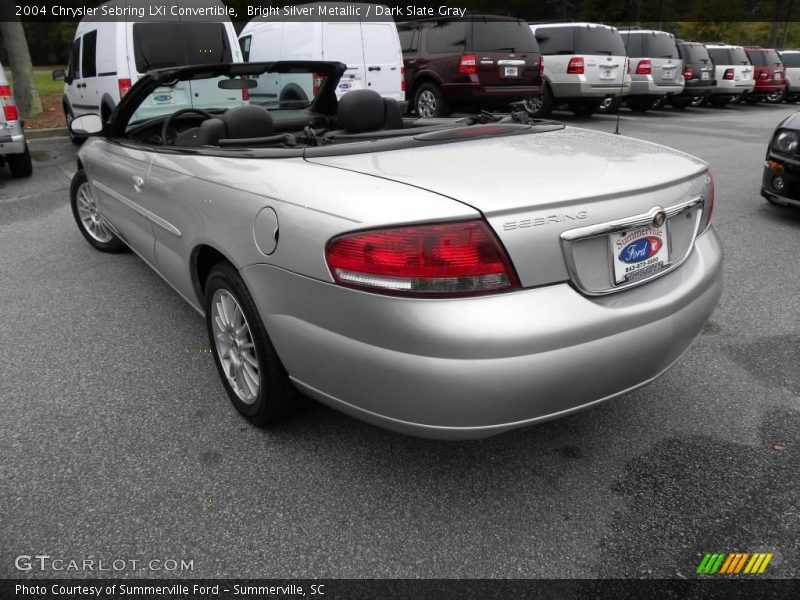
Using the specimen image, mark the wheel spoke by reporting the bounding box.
[242,350,258,367]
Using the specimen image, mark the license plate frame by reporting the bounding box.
[610,223,670,285]
[701,71,710,80]
[662,69,674,80]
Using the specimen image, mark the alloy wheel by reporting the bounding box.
[524,96,542,114]
[417,90,437,118]
[75,182,113,243]
[211,289,260,404]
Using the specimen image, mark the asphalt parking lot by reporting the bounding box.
[1,102,799,580]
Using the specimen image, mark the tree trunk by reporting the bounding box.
[769,0,784,47]
[0,8,43,119]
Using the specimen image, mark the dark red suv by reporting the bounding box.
[744,47,785,103]
[397,16,542,117]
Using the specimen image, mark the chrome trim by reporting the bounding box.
[497,59,525,66]
[92,180,182,238]
[560,196,704,296]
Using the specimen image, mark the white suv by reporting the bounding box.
[779,50,800,103]
[530,22,631,117]
[705,44,754,106]
[0,60,32,178]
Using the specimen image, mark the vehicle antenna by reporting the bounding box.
[615,25,630,135]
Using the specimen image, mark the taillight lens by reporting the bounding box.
[118,78,132,97]
[724,68,734,80]
[684,66,694,79]
[0,85,11,99]
[759,70,769,79]
[1,85,19,121]
[3,105,19,122]
[312,72,323,96]
[700,171,715,233]
[636,59,652,75]
[567,57,584,75]
[325,220,520,296]
[458,53,477,75]
[538,56,544,75]
[400,66,406,92]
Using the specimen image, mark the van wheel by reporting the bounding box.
[205,261,299,426]
[524,84,553,117]
[625,97,652,113]
[70,170,126,252]
[569,99,601,117]
[64,106,84,146]
[8,143,33,178]
[414,82,449,118]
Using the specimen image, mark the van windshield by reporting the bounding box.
[576,27,625,56]
[471,21,539,53]
[132,22,232,73]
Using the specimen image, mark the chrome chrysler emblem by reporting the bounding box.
[652,211,667,227]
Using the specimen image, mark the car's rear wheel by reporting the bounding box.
[625,97,652,113]
[7,143,33,178]
[766,89,786,103]
[524,84,553,117]
[690,94,708,107]
[205,262,298,426]
[414,82,449,118]
[70,170,126,252]
[569,99,601,117]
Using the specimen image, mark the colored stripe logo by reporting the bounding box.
[696,552,773,574]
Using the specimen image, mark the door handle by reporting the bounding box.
[368,66,381,71]
[132,176,144,191]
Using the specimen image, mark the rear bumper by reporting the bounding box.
[749,81,782,94]
[550,79,632,99]
[0,129,26,157]
[442,82,541,103]
[711,79,755,95]
[629,77,684,97]
[241,229,723,439]
[677,80,715,97]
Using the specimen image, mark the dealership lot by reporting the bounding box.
[1,104,798,578]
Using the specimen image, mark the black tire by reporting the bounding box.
[414,82,449,118]
[64,105,84,146]
[766,89,786,104]
[670,97,691,110]
[524,83,553,117]
[744,95,760,104]
[651,96,668,110]
[709,96,731,107]
[690,94,709,107]
[204,261,299,426]
[730,94,743,105]
[569,99,601,117]
[8,143,33,178]
[70,170,126,252]
[786,94,800,104]
[625,97,652,113]
[598,95,620,113]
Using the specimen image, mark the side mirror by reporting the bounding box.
[52,69,65,81]
[70,114,104,136]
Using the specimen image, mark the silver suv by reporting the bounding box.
[0,60,32,178]
[619,29,684,113]
[530,22,631,117]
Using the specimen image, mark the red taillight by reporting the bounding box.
[118,78,132,97]
[312,72,323,96]
[3,105,19,122]
[401,66,406,92]
[325,220,519,296]
[636,59,652,75]
[458,53,477,75]
[0,85,11,99]
[567,57,584,75]
[539,55,544,75]
[683,66,694,79]
[759,70,769,79]
[1,85,19,121]
[723,68,734,80]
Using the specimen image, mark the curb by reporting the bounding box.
[25,127,68,140]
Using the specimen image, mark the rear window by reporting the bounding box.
[707,47,750,65]
[133,22,232,73]
[426,21,467,54]
[748,49,782,66]
[645,33,679,59]
[535,27,574,55]
[576,26,626,56]
[782,52,800,68]
[471,21,538,53]
[680,43,711,63]
[398,26,418,53]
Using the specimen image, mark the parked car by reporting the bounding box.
[239,3,404,105]
[778,50,800,103]
[397,16,542,118]
[0,60,32,178]
[761,111,800,207]
[530,22,630,117]
[65,60,722,439]
[742,47,784,103]
[671,41,716,109]
[53,0,242,143]
[704,43,754,106]
[618,29,684,113]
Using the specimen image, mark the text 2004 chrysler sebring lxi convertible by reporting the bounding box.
[68,61,722,439]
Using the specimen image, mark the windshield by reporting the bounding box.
[748,49,782,66]
[576,26,626,56]
[472,21,539,53]
[707,47,750,65]
[132,23,232,73]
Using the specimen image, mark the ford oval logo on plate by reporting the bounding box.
[619,237,663,264]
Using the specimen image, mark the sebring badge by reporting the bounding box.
[652,210,667,228]
[503,211,589,230]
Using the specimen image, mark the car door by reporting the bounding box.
[361,22,403,100]
[85,141,157,266]
[322,22,367,97]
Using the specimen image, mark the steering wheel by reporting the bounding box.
[161,108,215,145]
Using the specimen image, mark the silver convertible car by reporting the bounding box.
[68,61,722,439]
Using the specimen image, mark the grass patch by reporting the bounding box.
[6,70,64,97]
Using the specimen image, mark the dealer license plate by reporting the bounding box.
[663,69,674,80]
[504,66,518,77]
[610,224,670,285]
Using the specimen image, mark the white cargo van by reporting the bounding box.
[238,3,404,107]
[53,0,242,142]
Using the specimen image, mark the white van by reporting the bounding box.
[53,0,242,142]
[238,3,404,107]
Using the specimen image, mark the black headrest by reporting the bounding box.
[337,89,386,133]
[197,117,226,146]
[222,105,275,139]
